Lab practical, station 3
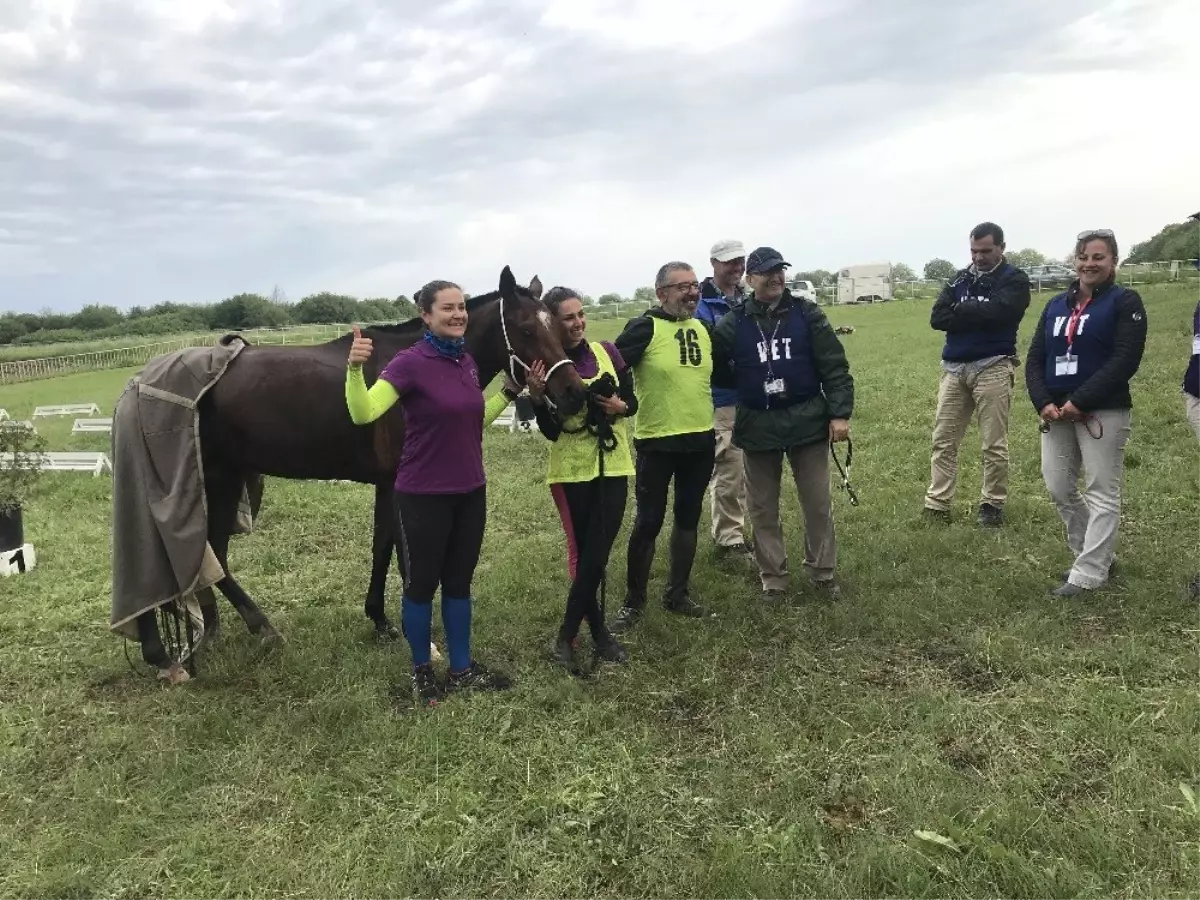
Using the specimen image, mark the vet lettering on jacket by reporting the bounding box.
[1052,314,1091,337]
[756,338,793,364]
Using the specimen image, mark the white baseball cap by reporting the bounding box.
[709,239,745,262]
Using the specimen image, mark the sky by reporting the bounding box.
[1,0,1196,314]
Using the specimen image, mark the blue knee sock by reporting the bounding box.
[441,596,472,673]
[401,596,432,668]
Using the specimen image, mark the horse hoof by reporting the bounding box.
[260,625,285,646]
[374,622,402,642]
[157,664,191,686]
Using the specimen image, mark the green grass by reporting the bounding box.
[0,287,1197,899]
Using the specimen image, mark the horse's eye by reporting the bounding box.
[521,326,535,338]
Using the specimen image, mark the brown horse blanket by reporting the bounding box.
[109,334,251,641]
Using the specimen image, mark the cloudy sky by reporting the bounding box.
[1,0,1195,314]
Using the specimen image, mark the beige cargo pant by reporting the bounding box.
[743,440,835,590]
[1186,393,1200,443]
[924,358,1016,512]
[710,406,748,547]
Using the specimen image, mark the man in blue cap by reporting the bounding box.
[709,246,855,601]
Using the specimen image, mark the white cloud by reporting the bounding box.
[0,0,1195,313]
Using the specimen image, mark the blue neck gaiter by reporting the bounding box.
[423,329,466,360]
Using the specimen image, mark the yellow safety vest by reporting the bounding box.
[632,316,714,440]
[546,341,635,484]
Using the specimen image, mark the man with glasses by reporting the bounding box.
[608,261,716,633]
[925,221,1031,527]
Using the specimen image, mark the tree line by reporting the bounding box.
[0,290,419,347]
[4,220,1193,347]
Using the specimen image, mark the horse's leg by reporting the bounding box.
[365,483,401,640]
[206,464,282,644]
[199,586,221,646]
[135,609,190,684]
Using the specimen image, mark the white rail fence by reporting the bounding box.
[814,258,1200,305]
[0,322,383,386]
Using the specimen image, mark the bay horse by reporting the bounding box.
[136,266,587,680]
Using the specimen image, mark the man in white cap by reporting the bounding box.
[695,239,752,557]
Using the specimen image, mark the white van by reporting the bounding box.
[836,263,893,305]
[788,279,816,302]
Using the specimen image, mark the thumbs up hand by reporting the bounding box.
[348,325,373,367]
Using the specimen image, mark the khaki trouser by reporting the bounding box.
[743,441,835,590]
[925,359,1016,511]
[1186,393,1200,443]
[710,405,748,546]
[1041,409,1132,589]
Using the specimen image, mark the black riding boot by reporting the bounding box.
[664,527,706,616]
[611,529,656,633]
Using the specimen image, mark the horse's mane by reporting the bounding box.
[366,290,504,336]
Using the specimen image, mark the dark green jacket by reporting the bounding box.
[710,291,854,452]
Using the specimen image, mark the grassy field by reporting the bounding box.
[0,287,1197,898]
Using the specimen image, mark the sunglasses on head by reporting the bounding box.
[1076,229,1114,241]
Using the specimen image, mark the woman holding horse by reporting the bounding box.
[346,279,518,705]
[523,287,638,672]
[1025,230,1147,597]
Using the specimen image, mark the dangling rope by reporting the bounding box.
[830,437,859,507]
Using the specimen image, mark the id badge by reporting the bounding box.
[1192,335,1200,356]
[764,378,786,396]
[1055,354,1078,377]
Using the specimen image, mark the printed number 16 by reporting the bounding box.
[674,328,703,367]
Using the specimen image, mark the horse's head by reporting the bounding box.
[495,266,587,416]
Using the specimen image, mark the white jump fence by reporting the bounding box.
[0,322,387,386]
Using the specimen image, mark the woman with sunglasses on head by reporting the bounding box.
[1025,230,1148,597]
[345,279,517,706]
[520,287,637,673]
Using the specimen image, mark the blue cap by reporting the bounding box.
[746,246,790,274]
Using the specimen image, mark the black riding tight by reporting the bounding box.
[550,476,628,642]
[394,486,487,604]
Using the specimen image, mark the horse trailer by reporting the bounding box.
[836,263,893,304]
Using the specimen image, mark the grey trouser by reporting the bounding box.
[742,441,835,590]
[1040,409,1132,588]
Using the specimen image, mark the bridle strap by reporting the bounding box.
[498,293,574,409]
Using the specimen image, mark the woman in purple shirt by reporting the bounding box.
[345,279,515,706]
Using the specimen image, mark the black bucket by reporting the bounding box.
[0,505,24,553]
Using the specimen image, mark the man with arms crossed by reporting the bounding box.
[925,222,1032,526]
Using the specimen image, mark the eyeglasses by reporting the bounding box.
[664,281,700,293]
[1076,229,1114,240]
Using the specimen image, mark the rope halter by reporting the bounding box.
[498,292,575,408]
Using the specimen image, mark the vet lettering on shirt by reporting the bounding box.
[756,338,793,364]
[1052,313,1092,340]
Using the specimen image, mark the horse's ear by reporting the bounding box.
[529,274,543,300]
[498,265,516,295]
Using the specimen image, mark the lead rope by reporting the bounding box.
[830,436,858,506]
[1039,414,1103,440]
